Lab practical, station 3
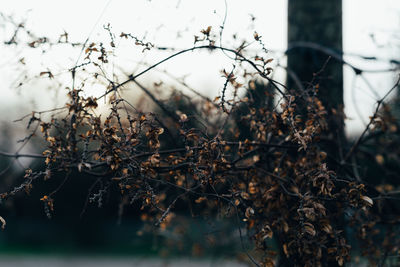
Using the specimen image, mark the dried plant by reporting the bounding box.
[1,14,400,267]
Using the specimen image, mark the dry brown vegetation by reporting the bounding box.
[1,13,400,267]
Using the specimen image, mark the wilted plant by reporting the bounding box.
[1,13,400,267]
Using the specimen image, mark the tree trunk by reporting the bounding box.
[287,0,345,150]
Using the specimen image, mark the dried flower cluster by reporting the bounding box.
[1,16,400,267]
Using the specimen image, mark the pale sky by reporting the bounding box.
[1,0,400,139]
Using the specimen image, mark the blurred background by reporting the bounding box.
[0,0,399,266]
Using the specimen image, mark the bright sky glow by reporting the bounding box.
[1,0,399,139]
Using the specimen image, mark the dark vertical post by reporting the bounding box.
[287,0,345,149]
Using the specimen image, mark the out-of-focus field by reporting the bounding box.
[0,256,246,267]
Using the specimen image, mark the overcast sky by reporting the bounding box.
[1,0,400,137]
